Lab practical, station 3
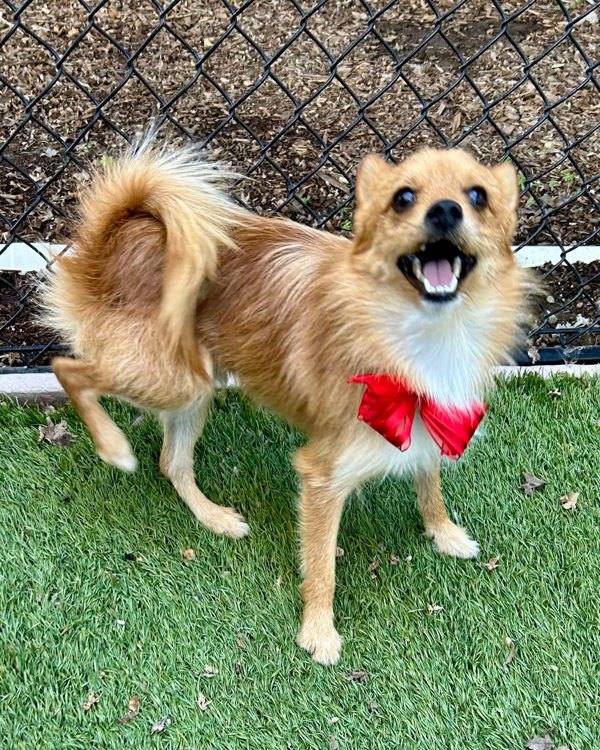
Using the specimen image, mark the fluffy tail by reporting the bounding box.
[46,137,244,376]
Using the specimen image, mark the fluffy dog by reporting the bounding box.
[45,140,531,664]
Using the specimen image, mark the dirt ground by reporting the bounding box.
[1,0,598,366]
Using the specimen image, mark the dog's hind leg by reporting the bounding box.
[159,396,249,539]
[52,356,137,472]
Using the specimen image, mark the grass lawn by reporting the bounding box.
[0,375,598,749]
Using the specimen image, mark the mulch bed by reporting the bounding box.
[0,270,63,368]
[1,0,599,366]
[531,260,600,353]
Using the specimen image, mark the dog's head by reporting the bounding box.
[352,148,519,304]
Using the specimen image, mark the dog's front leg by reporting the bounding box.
[294,445,347,665]
[414,464,480,559]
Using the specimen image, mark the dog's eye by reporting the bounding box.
[393,187,416,211]
[467,186,487,209]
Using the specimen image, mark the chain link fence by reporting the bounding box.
[1,0,599,370]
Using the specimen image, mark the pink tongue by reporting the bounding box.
[422,258,453,287]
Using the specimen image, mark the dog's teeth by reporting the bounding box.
[423,275,458,296]
[412,257,424,282]
[452,257,462,277]
[445,274,458,293]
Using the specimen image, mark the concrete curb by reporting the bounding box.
[1,365,598,404]
[0,372,67,403]
[498,364,600,378]
[3,242,600,272]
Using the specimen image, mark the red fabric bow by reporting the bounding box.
[349,374,486,460]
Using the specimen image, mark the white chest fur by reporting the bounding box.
[332,296,494,492]
[389,297,494,408]
[332,417,440,494]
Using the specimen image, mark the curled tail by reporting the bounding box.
[45,137,244,376]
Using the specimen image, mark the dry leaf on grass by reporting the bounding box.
[505,636,517,666]
[236,635,247,651]
[151,716,171,735]
[197,693,210,711]
[330,737,339,750]
[559,492,579,511]
[344,669,368,683]
[83,692,99,711]
[37,418,73,446]
[389,555,399,565]
[521,473,546,496]
[427,603,444,614]
[525,736,555,750]
[182,548,195,561]
[335,546,345,558]
[485,556,499,571]
[117,695,141,724]
[548,389,561,399]
[368,559,379,577]
[203,664,218,677]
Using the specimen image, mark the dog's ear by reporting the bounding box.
[353,155,393,253]
[493,162,519,213]
[355,154,390,207]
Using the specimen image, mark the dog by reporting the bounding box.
[44,139,532,664]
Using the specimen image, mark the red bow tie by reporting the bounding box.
[349,374,486,460]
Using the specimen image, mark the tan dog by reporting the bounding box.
[45,140,532,664]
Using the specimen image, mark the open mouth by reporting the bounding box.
[397,240,477,302]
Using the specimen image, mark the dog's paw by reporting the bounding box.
[297,617,342,666]
[427,521,480,559]
[204,507,249,540]
[97,432,138,473]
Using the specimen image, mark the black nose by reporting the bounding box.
[425,200,463,234]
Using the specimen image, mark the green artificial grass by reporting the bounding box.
[0,376,599,749]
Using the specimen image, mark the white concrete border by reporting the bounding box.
[2,365,598,404]
[0,372,66,402]
[498,364,600,378]
[0,242,63,272]
[1,242,600,272]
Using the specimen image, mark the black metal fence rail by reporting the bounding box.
[1,0,599,370]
